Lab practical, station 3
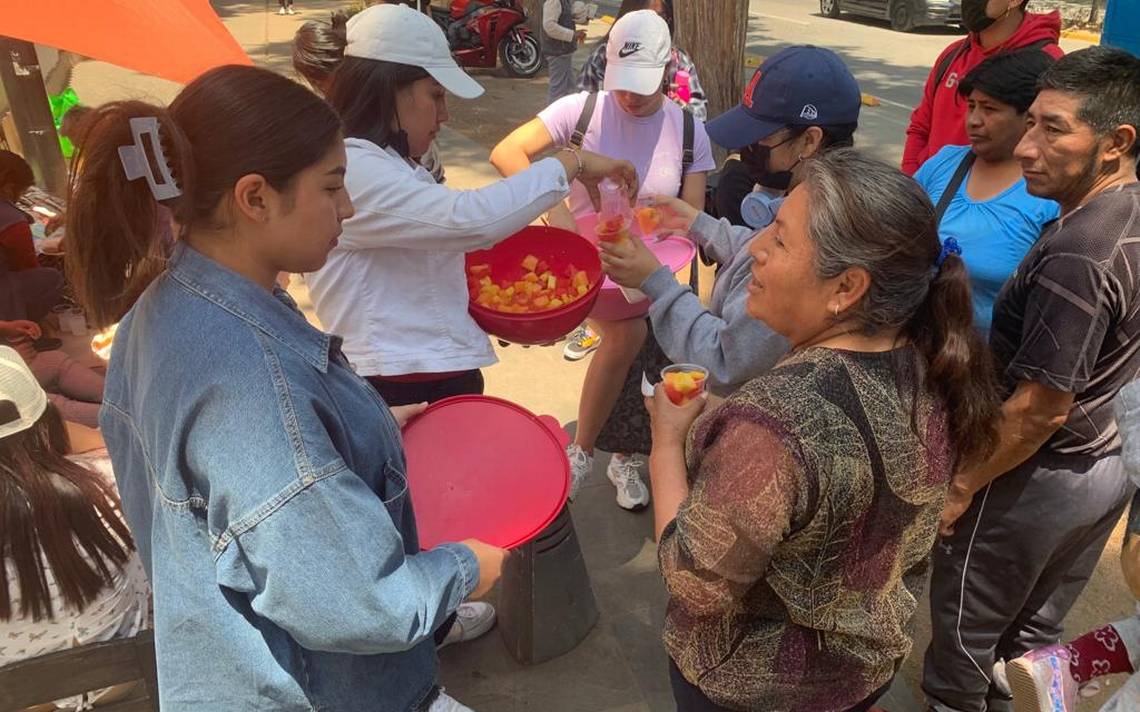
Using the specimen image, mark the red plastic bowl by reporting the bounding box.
[466,225,603,345]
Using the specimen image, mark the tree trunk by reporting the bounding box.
[673,0,750,163]
[1087,0,1101,26]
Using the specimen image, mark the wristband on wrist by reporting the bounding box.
[559,146,583,181]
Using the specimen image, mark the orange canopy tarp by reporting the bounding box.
[0,0,252,84]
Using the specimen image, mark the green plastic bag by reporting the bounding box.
[49,88,80,158]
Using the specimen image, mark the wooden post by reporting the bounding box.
[0,37,68,197]
[673,0,750,163]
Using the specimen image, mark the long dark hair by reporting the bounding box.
[325,57,429,158]
[0,401,134,622]
[66,65,344,327]
[803,149,1001,468]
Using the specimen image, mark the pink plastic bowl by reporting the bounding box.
[574,213,696,321]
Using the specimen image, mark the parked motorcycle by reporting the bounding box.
[430,0,543,78]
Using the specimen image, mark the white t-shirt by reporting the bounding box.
[0,454,151,680]
[538,91,716,218]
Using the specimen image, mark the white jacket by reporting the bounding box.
[305,139,571,377]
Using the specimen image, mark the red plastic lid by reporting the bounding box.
[402,395,571,550]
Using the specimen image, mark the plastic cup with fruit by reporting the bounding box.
[660,364,709,405]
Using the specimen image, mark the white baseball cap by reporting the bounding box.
[0,345,47,440]
[345,4,485,100]
[603,10,672,96]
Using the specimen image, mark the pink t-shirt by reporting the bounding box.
[538,91,716,218]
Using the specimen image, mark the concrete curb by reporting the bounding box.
[1060,28,1101,43]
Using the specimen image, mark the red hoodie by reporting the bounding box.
[902,11,1064,176]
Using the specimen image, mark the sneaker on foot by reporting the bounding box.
[277,6,286,13]
[287,6,296,13]
[429,691,474,711]
[1005,644,1080,712]
[438,602,496,649]
[566,443,593,500]
[606,453,649,511]
[563,325,601,361]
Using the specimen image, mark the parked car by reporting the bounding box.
[819,0,962,32]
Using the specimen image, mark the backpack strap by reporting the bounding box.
[933,38,970,91]
[681,109,695,173]
[935,151,976,225]
[570,92,598,149]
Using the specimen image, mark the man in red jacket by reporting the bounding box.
[902,0,1063,176]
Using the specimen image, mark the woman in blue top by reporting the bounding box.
[914,48,1060,333]
[64,66,504,712]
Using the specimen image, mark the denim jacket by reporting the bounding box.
[100,243,478,711]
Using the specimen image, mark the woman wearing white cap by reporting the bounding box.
[0,346,151,704]
[304,4,637,409]
[491,9,715,512]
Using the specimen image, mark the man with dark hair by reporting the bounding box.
[902,0,1063,176]
[923,45,1140,712]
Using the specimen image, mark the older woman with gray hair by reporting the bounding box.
[643,149,1002,712]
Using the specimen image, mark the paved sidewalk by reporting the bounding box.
[57,1,1131,709]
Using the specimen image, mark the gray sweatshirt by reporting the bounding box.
[640,211,789,397]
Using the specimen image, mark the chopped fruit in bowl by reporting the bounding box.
[467,255,593,314]
[661,364,709,405]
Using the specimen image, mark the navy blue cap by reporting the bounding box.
[707,45,862,150]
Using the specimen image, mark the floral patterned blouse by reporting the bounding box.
[659,346,953,711]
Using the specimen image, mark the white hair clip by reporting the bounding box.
[117,116,181,201]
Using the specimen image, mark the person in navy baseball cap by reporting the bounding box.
[708,45,861,150]
[708,45,862,224]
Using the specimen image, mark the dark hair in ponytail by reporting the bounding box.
[66,65,343,327]
[292,10,351,93]
[803,149,1001,468]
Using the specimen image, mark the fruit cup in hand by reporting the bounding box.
[635,199,664,238]
[596,178,633,246]
[661,364,709,406]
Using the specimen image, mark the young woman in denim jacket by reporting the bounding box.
[64,65,504,712]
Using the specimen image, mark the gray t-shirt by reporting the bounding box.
[990,182,1140,457]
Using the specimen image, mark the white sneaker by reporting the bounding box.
[286,6,296,14]
[429,691,474,711]
[438,601,496,649]
[565,443,593,500]
[277,6,286,14]
[606,453,649,510]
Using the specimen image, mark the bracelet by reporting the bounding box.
[559,146,583,181]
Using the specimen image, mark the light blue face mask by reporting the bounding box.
[740,190,785,230]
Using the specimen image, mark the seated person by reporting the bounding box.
[914,48,1060,334]
[2,323,104,429]
[0,346,150,707]
[0,151,64,324]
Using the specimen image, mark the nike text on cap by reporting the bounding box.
[345,3,484,99]
[706,45,861,150]
[603,10,672,96]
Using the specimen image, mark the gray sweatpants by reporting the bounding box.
[922,450,1133,712]
[546,53,576,105]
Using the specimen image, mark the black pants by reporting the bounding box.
[0,267,64,322]
[366,369,485,407]
[922,450,1132,712]
[668,661,890,712]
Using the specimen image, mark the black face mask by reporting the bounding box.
[961,0,998,33]
[741,136,799,191]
